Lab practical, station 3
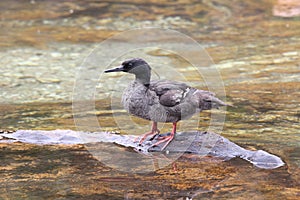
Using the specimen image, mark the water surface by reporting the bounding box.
[0,0,299,199]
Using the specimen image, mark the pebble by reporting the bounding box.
[282,51,298,56]
[36,77,61,84]
[258,128,274,133]
[7,130,15,133]
[273,57,292,64]
[50,52,63,58]
[250,60,273,65]
[17,60,39,66]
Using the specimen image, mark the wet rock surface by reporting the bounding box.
[0,130,285,170]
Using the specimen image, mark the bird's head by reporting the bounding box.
[105,58,151,74]
[105,58,151,85]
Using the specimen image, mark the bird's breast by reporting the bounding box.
[121,82,153,120]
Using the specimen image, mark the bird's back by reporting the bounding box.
[122,79,226,123]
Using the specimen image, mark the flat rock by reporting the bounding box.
[0,130,285,169]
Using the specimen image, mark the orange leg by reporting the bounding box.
[136,122,160,144]
[152,122,176,150]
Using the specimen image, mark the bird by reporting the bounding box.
[105,58,228,150]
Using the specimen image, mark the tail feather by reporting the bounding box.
[194,90,230,110]
[205,95,227,109]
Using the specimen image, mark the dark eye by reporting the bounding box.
[124,62,133,69]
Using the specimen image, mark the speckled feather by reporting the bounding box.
[122,79,226,123]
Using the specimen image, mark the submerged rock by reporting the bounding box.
[0,130,284,169]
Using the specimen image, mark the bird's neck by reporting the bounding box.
[135,71,151,87]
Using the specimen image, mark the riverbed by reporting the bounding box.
[0,0,299,199]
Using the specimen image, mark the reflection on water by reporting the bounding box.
[0,0,299,199]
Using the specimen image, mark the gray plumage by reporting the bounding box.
[105,58,227,149]
[105,58,227,123]
[122,80,223,123]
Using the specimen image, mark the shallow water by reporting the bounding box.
[1,0,300,199]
